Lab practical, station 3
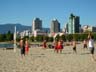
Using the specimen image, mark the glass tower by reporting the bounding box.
[68,13,80,34]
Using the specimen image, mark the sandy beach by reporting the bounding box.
[0,43,96,72]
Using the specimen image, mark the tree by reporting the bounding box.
[73,33,79,41]
[30,36,34,42]
[16,35,20,42]
[55,34,60,41]
[0,34,5,42]
[6,31,13,41]
[35,35,43,42]
[43,36,49,41]
[80,33,88,41]
[93,32,96,41]
[60,34,66,41]
[48,37,53,42]
[66,34,73,41]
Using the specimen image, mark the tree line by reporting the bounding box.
[0,31,96,42]
[29,33,96,42]
[0,31,13,42]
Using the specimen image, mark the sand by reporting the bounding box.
[0,43,96,72]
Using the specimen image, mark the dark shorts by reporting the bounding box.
[83,44,87,48]
[90,47,94,54]
[73,47,76,51]
[21,46,25,55]
[61,45,63,49]
[43,45,46,48]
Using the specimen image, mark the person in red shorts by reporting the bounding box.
[43,40,47,49]
[56,40,63,53]
[53,40,58,52]
[25,38,29,55]
[60,39,64,52]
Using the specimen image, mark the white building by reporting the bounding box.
[33,29,47,37]
[82,25,96,32]
[20,30,31,37]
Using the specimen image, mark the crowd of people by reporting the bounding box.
[19,32,96,61]
[42,32,96,61]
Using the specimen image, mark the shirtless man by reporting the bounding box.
[19,38,25,58]
[72,39,77,53]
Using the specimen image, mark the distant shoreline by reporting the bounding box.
[0,41,14,44]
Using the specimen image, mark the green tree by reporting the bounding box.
[35,35,43,42]
[6,31,13,41]
[77,33,82,41]
[73,33,79,41]
[60,34,66,41]
[16,35,20,42]
[80,33,88,41]
[93,32,96,41]
[0,34,6,42]
[66,34,73,41]
[55,34,60,41]
[48,37,53,42]
[43,36,49,41]
[30,36,34,42]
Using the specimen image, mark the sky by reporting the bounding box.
[0,0,96,28]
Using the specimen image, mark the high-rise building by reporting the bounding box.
[68,13,80,34]
[64,23,68,33]
[50,19,60,33]
[32,18,42,33]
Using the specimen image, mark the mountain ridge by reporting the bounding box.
[0,23,31,34]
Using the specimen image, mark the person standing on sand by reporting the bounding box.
[88,32,92,39]
[25,38,29,55]
[56,40,63,53]
[53,40,58,52]
[83,39,87,49]
[43,40,47,49]
[60,39,64,53]
[19,38,25,58]
[88,36,96,61]
[72,39,77,53]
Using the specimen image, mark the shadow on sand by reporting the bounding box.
[30,53,46,57]
[80,52,90,55]
[60,52,72,54]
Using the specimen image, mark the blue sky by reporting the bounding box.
[0,0,96,28]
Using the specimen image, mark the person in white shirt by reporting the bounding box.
[88,36,96,61]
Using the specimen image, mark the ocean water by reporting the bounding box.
[0,43,14,48]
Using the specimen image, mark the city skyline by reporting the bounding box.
[0,0,96,28]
